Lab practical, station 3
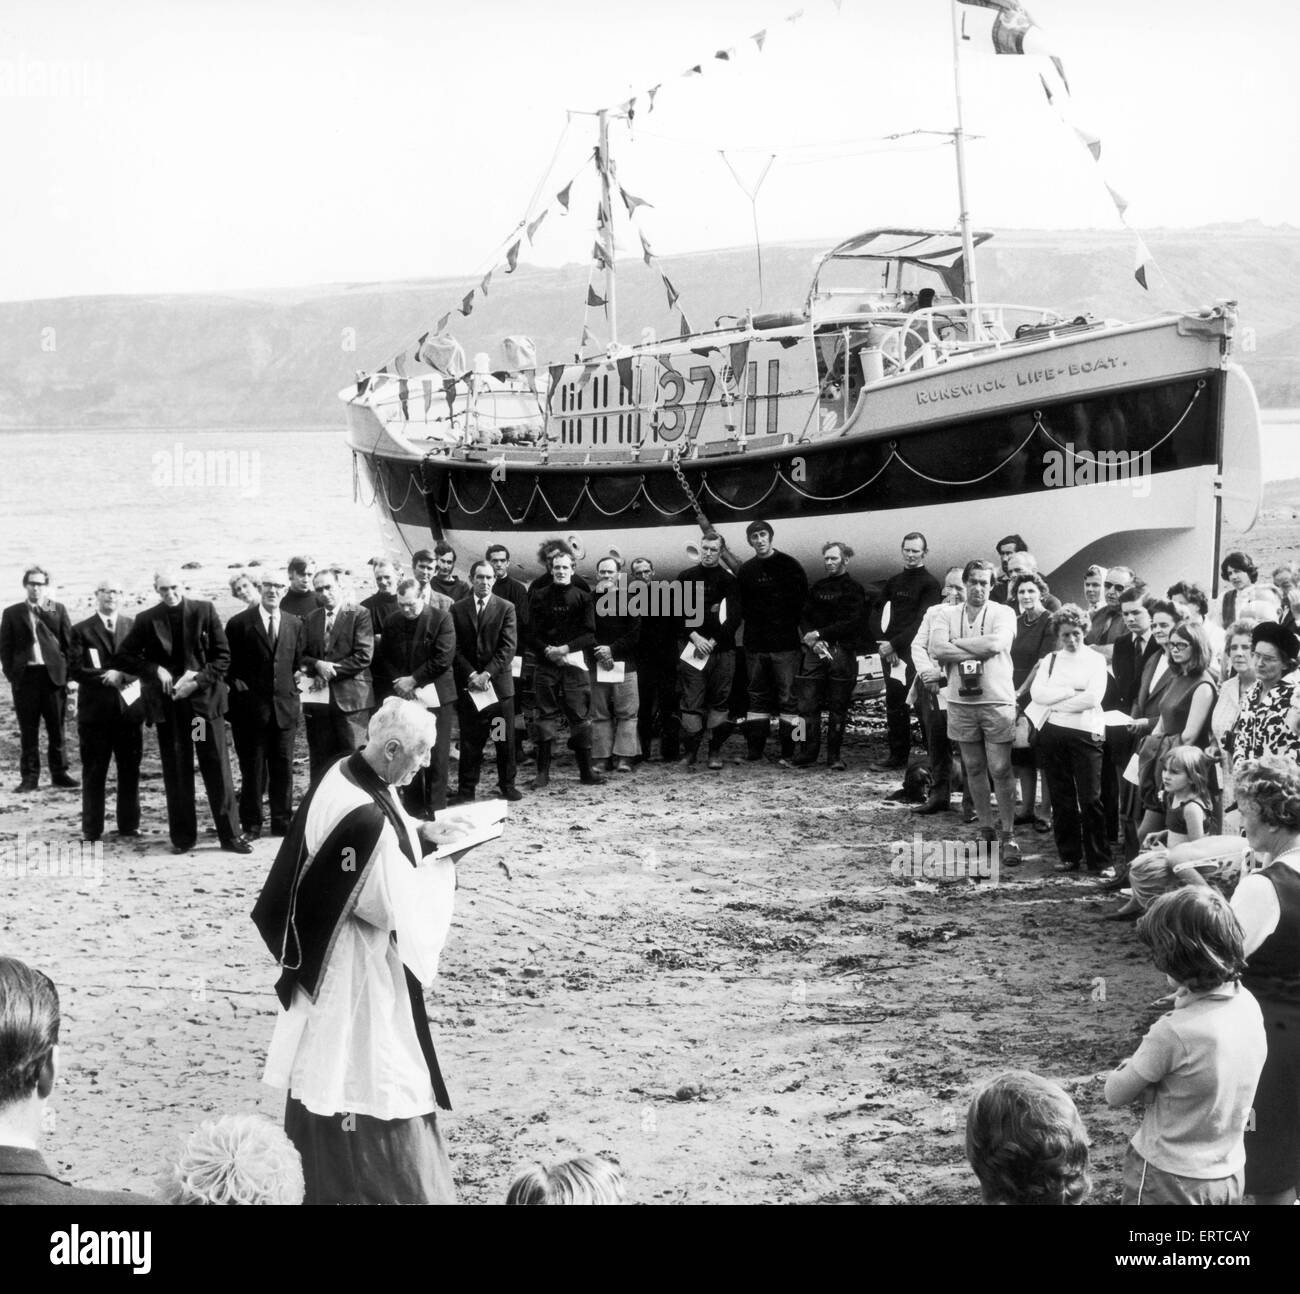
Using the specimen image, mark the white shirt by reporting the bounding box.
[1029,647,1107,738]
[932,601,1017,706]
[260,606,278,637]
[911,602,953,711]
[1231,852,1300,958]
[263,761,457,1120]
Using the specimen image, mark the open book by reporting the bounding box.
[426,798,507,860]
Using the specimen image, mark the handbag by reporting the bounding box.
[1016,653,1058,749]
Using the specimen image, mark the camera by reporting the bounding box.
[957,657,984,697]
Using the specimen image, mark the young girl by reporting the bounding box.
[1104,889,1266,1205]
[1106,747,1233,919]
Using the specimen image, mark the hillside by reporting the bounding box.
[2,223,1297,428]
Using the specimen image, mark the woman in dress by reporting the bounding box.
[1231,755,1300,1205]
[1209,619,1259,833]
[1225,621,1300,775]
[1218,551,1257,628]
[1030,605,1108,873]
[1131,620,1217,845]
[1168,580,1225,677]
[1010,573,1055,832]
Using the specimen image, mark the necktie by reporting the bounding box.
[105,618,115,635]
[269,614,278,647]
[477,597,486,620]
[325,612,335,637]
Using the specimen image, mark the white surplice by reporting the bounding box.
[263,760,456,1120]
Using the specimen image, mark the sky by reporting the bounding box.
[1,0,1296,302]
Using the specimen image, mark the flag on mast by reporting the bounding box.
[958,0,1068,89]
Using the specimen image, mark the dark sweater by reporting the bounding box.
[594,604,641,666]
[528,584,596,656]
[800,573,869,651]
[279,588,319,620]
[675,563,741,651]
[871,567,941,653]
[431,575,471,604]
[738,551,808,652]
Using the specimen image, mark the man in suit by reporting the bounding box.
[68,578,144,841]
[226,574,305,838]
[451,560,521,802]
[0,565,77,792]
[0,957,155,1205]
[487,543,530,764]
[301,569,375,784]
[380,578,455,814]
[112,569,250,855]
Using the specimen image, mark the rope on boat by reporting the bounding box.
[1036,380,1205,463]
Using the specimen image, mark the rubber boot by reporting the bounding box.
[706,721,733,770]
[678,732,702,767]
[743,719,768,761]
[576,747,606,785]
[530,739,553,790]
[778,719,796,763]
[827,715,847,771]
[793,713,822,767]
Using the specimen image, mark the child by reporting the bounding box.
[1104,888,1266,1205]
[965,1071,1091,1205]
[1108,746,1234,919]
[505,1155,626,1205]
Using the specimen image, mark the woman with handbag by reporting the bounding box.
[1028,605,1109,873]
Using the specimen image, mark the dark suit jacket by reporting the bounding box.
[226,605,305,730]
[111,598,230,725]
[302,605,374,713]
[0,1144,155,1205]
[1113,632,1163,714]
[69,613,144,727]
[452,594,517,700]
[0,599,73,688]
[379,606,456,705]
[1133,652,1176,727]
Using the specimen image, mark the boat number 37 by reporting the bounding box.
[653,359,782,442]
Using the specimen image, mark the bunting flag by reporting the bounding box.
[1074,126,1101,162]
[1134,237,1152,290]
[460,291,475,317]
[640,231,655,266]
[577,360,600,391]
[443,378,458,416]
[678,311,692,339]
[616,355,635,402]
[685,64,702,76]
[398,378,410,421]
[728,340,750,385]
[619,185,651,217]
[480,270,493,296]
[715,48,733,62]
[355,376,370,399]
[436,312,450,333]
[647,84,660,111]
[751,29,767,51]
[422,380,433,417]
[505,240,521,273]
[526,211,548,242]
[958,0,1068,89]
[1106,184,1129,221]
[592,241,611,271]
[786,9,803,23]
[662,274,679,310]
[587,285,607,308]
[393,352,407,379]
[557,182,572,212]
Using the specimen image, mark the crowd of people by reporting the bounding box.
[3,528,1299,1207]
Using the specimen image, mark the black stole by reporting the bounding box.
[250,752,451,1110]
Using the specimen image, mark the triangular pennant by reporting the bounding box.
[422,380,433,417]
[393,352,407,379]
[684,64,702,76]
[460,290,475,317]
[1051,56,1070,94]
[581,325,598,352]
[647,84,660,112]
[557,182,572,212]
[577,360,600,391]
[786,9,804,24]
[751,29,767,51]
[616,355,634,402]
[505,240,521,273]
[1039,73,1054,105]
[1073,126,1101,162]
[592,241,611,271]
[1134,237,1152,291]
[640,231,655,266]
[417,331,429,348]
[728,340,750,386]
[526,211,548,242]
[626,96,636,124]
[678,311,692,339]
[443,378,458,414]
[662,274,679,311]
[355,376,370,399]
[1106,183,1129,220]
[436,313,450,333]
[619,186,652,217]
[587,285,607,308]
[397,377,410,421]
[480,270,493,296]
[714,48,734,61]
[658,351,678,376]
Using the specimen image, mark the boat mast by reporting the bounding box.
[949,0,980,313]
[597,108,618,346]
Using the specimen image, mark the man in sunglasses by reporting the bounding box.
[1084,564,1137,663]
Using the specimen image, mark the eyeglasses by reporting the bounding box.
[1104,581,1126,590]
[1168,641,1191,650]
[25,580,47,588]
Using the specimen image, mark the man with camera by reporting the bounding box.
[930,560,1021,864]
